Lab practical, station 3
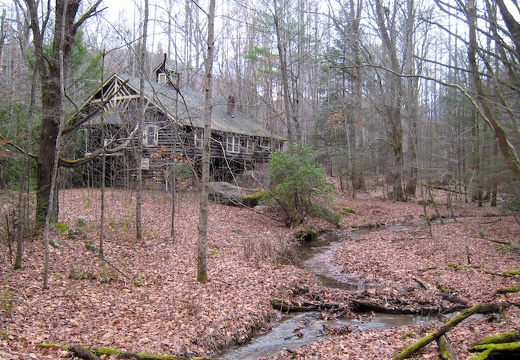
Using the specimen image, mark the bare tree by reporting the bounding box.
[466,0,520,181]
[371,0,405,199]
[23,0,103,287]
[24,0,103,225]
[327,0,365,195]
[197,0,216,283]
[136,0,149,240]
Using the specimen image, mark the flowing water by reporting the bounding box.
[217,312,425,360]
[217,224,430,360]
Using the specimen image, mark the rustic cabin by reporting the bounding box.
[72,61,286,188]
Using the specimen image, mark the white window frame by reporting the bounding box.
[274,140,284,151]
[158,72,167,84]
[143,125,159,147]
[258,138,270,150]
[245,138,255,154]
[226,135,240,153]
[194,128,204,148]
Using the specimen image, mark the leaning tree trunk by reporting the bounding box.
[468,0,520,182]
[392,304,484,360]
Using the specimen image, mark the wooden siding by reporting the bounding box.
[77,73,286,186]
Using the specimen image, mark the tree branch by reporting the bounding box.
[58,123,139,168]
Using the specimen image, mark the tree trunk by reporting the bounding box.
[351,0,364,196]
[99,53,107,257]
[26,0,103,226]
[491,138,498,207]
[274,0,295,144]
[403,0,419,197]
[467,0,520,182]
[170,163,176,240]
[374,0,405,200]
[136,0,149,240]
[197,0,216,283]
[36,72,62,225]
[15,61,38,269]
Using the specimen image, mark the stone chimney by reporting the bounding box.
[227,95,235,118]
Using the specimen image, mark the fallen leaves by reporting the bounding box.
[1,188,519,359]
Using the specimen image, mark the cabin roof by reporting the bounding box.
[153,60,187,74]
[81,73,283,140]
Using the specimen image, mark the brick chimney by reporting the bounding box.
[227,95,235,118]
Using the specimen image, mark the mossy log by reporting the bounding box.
[437,335,457,360]
[471,330,520,348]
[467,342,520,360]
[38,343,180,360]
[70,345,102,360]
[89,347,180,360]
[391,304,484,360]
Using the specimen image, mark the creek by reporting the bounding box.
[217,224,431,360]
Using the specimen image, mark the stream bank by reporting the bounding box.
[218,223,436,359]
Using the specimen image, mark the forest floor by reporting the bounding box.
[0,185,519,359]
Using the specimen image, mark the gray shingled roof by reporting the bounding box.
[115,74,282,139]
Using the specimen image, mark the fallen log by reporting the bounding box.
[391,303,484,360]
[39,344,180,360]
[350,298,466,316]
[69,345,102,360]
[437,335,457,360]
[469,330,520,359]
[441,293,468,306]
[270,298,344,312]
[468,342,520,360]
[87,347,180,360]
[351,299,416,314]
[471,330,520,347]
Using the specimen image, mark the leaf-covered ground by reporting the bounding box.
[1,187,519,359]
[266,190,520,360]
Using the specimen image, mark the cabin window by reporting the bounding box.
[274,140,284,151]
[226,135,240,153]
[84,128,90,155]
[245,138,255,153]
[194,128,204,148]
[258,138,270,150]
[143,125,159,147]
[158,73,167,84]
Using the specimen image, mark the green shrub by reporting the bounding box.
[342,206,357,214]
[1,290,14,313]
[54,222,69,233]
[268,143,337,226]
[309,205,341,227]
[418,199,438,206]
